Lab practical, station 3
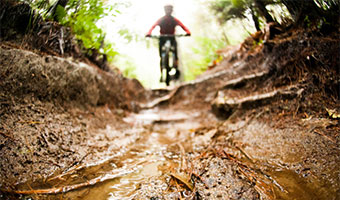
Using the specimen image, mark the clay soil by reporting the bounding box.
[0,3,339,199]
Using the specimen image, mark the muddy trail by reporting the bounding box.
[1,6,340,199]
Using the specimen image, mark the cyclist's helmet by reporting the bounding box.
[164,4,173,15]
[164,4,173,9]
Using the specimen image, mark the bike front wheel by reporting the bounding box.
[161,52,171,86]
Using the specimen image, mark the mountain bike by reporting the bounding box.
[149,34,189,86]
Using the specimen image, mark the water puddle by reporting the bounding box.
[14,109,339,199]
[50,109,201,199]
[268,169,338,199]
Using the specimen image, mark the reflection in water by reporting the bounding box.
[45,109,338,200]
[62,109,199,200]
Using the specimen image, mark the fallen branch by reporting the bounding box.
[3,161,147,195]
[47,154,119,183]
[3,173,122,195]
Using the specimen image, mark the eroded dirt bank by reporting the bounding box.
[0,45,147,195]
[1,26,340,200]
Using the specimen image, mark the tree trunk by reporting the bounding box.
[281,0,300,22]
[250,7,261,31]
[282,0,322,25]
[254,0,274,23]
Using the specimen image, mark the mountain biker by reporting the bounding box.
[146,4,191,81]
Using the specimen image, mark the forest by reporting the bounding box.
[0,0,339,199]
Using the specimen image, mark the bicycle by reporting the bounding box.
[149,34,189,86]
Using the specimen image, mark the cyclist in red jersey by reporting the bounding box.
[146,4,191,80]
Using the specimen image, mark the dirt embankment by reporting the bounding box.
[0,44,149,191]
[0,1,150,197]
[0,45,146,109]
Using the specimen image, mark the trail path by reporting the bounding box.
[1,29,339,199]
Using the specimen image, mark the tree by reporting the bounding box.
[254,0,274,23]
[209,0,278,31]
[283,0,339,28]
[12,0,124,71]
[209,0,339,31]
[47,0,69,21]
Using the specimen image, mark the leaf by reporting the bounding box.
[326,108,340,119]
[170,172,194,191]
[231,0,244,8]
[55,5,67,21]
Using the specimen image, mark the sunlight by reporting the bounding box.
[101,0,197,88]
[101,0,252,89]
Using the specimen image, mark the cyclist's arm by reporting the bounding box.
[174,17,191,35]
[146,19,161,35]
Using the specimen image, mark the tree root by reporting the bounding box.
[220,70,269,90]
[1,161,147,195]
[212,85,304,119]
[2,172,125,195]
[141,86,180,108]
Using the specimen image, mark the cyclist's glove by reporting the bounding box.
[185,33,191,36]
[145,34,151,37]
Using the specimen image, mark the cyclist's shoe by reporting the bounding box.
[174,69,181,80]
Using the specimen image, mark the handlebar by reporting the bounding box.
[146,34,190,38]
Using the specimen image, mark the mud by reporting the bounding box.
[0,45,146,109]
[1,20,340,200]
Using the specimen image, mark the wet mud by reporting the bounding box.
[2,105,338,200]
[1,24,339,200]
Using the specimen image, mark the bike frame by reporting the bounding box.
[149,34,187,86]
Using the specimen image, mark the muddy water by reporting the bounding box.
[42,109,338,200]
[56,109,201,199]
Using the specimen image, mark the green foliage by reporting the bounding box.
[57,0,119,59]
[121,64,137,79]
[231,0,245,8]
[210,0,339,30]
[118,28,134,43]
[313,0,339,11]
[55,5,67,21]
[114,54,137,79]
[209,0,248,23]
[184,36,226,81]
[19,0,50,13]
[209,0,277,31]
[21,0,123,61]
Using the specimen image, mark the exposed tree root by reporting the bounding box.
[141,86,180,108]
[220,70,269,90]
[212,85,304,119]
[143,70,270,109]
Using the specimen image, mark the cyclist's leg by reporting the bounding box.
[159,38,166,81]
[171,38,180,79]
[171,38,179,67]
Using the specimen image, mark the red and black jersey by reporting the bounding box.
[147,15,191,35]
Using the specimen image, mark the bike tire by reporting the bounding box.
[163,53,171,86]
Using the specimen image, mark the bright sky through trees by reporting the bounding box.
[100,0,252,88]
[101,0,198,88]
